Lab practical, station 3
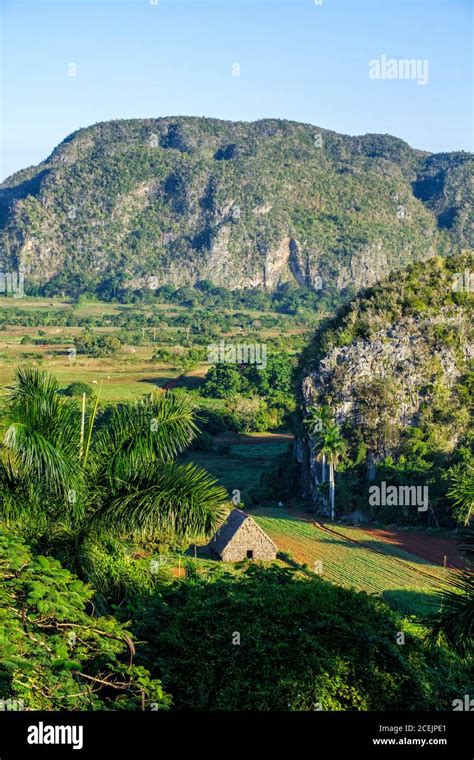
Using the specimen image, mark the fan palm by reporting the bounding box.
[0,367,228,601]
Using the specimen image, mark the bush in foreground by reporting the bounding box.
[0,529,171,711]
[129,565,471,711]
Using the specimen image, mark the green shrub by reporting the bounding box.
[64,381,93,397]
[192,431,214,451]
[0,529,171,711]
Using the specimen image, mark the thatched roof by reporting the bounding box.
[210,509,277,556]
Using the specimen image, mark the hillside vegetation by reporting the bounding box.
[299,252,473,525]
[1,117,472,297]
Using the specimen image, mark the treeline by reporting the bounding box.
[27,277,350,316]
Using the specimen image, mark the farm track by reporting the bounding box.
[361,526,464,569]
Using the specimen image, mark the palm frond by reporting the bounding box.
[91,462,228,540]
[423,571,474,659]
[90,391,200,484]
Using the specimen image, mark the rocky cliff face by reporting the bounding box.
[299,253,473,501]
[0,117,471,295]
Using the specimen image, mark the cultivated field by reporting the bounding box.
[0,295,310,401]
[0,296,457,622]
[251,507,451,617]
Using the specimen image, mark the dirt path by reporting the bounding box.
[360,527,464,570]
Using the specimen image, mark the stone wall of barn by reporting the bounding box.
[220,519,277,561]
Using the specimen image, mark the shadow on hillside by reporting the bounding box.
[138,375,204,391]
[382,588,441,619]
[137,375,175,387]
[317,535,442,569]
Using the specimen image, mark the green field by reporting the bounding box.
[0,296,455,622]
[0,295,311,402]
[251,507,449,617]
[185,442,289,504]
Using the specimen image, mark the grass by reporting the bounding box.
[0,323,209,401]
[184,442,289,503]
[250,506,449,617]
[0,296,451,622]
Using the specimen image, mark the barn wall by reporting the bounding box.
[221,520,276,561]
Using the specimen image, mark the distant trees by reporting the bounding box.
[200,354,296,432]
[64,381,93,398]
[201,354,295,401]
[201,364,243,398]
[75,332,122,357]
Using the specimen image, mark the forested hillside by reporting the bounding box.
[1,117,472,297]
[299,251,473,526]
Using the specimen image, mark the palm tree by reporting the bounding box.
[304,404,333,483]
[316,423,346,521]
[447,463,474,526]
[0,367,228,604]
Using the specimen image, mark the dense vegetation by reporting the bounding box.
[299,252,473,527]
[128,564,471,711]
[0,365,471,712]
[0,367,227,607]
[0,529,171,711]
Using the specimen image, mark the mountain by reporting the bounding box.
[0,117,472,296]
[297,251,473,523]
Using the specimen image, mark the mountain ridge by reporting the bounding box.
[1,116,472,297]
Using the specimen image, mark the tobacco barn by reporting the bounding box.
[209,509,277,562]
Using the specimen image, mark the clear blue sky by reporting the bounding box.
[1,0,472,180]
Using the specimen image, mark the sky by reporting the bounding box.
[1,0,472,180]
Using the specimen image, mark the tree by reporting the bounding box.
[447,463,474,526]
[317,423,347,520]
[201,364,242,398]
[64,381,93,398]
[0,367,228,606]
[424,526,473,659]
[244,354,294,401]
[304,404,334,484]
[227,395,264,433]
